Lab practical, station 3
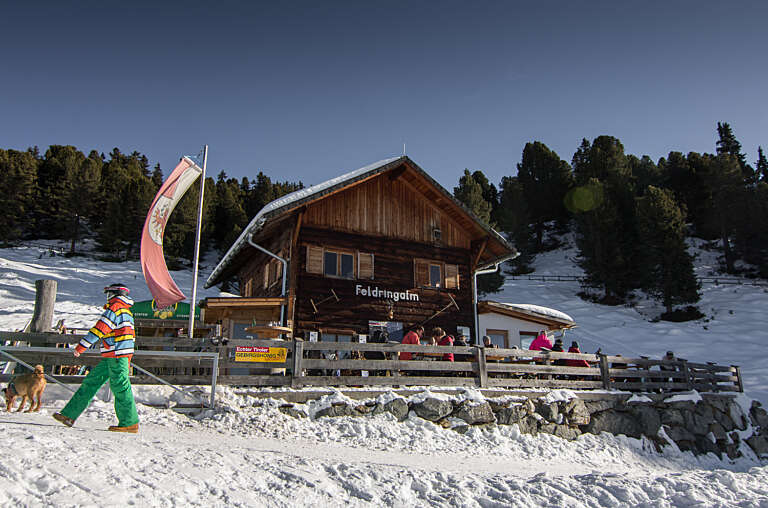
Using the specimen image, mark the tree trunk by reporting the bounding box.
[535,224,543,251]
[720,225,735,274]
[30,279,57,332]
[70,215,79,254]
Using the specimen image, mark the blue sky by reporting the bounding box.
[2,1,766,190]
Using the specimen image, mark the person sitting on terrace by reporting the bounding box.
[399,326,424,361]
[660,350,679,383]
[482,335,499,349]
[432,327,454,362]
[552,338,567,366]
[566,341,590,368]
[529,330,553,351]
[454,335,473,363]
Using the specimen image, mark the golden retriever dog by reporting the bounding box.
[3,365,46,412]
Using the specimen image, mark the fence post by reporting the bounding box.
[292,339,304,388]
[734,366,744,392]
[30,280,57,333]
[599,354,611,390]
[475,346,488,388]
[680,360,694,391]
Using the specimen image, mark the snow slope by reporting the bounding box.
[495,237,768,406]
[1,386,767,507]
[0,243,767,506]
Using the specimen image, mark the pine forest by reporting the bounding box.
[2,122,767,320]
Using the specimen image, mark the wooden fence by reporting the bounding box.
[0,331,742,393]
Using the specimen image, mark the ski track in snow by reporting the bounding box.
[0,243,767,506]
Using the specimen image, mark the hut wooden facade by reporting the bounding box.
[204,156,516,342]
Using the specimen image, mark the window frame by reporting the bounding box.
[485,328,509,349]
[323,248,356,280]
[414,258,460,290]
[306,244,374,281]
[429,263,442,288]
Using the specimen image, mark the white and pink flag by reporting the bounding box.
[140,157,203,309]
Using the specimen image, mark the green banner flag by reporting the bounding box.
[131,300,200,320]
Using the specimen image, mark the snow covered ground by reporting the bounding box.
[0,241,767,506]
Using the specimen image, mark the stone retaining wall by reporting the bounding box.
[276,391,768,460]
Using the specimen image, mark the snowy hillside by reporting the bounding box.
[494,236,768,407]
[0,242,767,506]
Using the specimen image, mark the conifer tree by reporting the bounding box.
[151,164,164,188]
[497,176,534,273]
[96,149,156,258]
[716,122,754,183]
[569,137,637,301]
[756,147,768,182]
[212,175,247,250]
[454,170,492,225]
[61,150,102,253]
[688,153,744,273]
[470,170,499,225]
[454,170,503,293]
[733,181,768,277]
[657,152,693,215]
[0,149,37,241]
[37,145,84,238]
[635,186,700,313]
[516,141,573,250]
[628,155,661,196]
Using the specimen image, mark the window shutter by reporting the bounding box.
[306,245,323,274]
[445,264,459,289]
[358,252,374,279]
[243,278,251,297]
[415,259,429,287]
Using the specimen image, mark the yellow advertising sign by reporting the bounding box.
[234,346,287,363]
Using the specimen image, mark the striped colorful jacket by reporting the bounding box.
[75,295,135,359]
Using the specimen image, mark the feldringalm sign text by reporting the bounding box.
[355,284,419,302]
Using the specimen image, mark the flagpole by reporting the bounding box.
[188,145,207,339]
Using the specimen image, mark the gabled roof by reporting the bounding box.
[205,156,516,288]
[478,301,576,328]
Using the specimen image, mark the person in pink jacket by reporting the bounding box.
[529,330,553,351]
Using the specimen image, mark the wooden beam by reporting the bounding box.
[203,297,287,308]
[291,209,304,250]
[472,238,488,270]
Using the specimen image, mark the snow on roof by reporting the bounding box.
[205,157,402,287]
[494,302,575,324]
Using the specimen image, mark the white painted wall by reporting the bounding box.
[478,313,546,348]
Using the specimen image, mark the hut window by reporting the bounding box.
[267,259,281,288]
[340,253,354,278]
[415,259,459,289]
[444,264,459,289]
[486,329,508,348]
[323,249,355,279]
[324,252,338,276]
[429,264,442,287]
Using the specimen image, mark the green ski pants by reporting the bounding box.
[61,357,139,426]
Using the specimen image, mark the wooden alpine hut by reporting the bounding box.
[203,156,516,344]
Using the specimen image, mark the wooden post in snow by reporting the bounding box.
[30,279,57,332]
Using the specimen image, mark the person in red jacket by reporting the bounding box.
[432,327,454,362]
[399,326,424,361]
[566,341,590,368]
[529,330,553,351]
